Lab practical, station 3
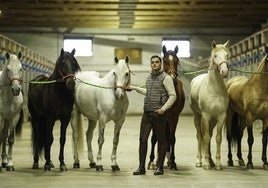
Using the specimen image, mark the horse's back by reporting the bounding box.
[75,72,104,120]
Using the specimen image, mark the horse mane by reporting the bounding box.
[256,46,268,72]
[50,50,81,80]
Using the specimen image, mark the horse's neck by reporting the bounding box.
[206,67,226,90]
[250,72,268,91]
[0,72,13,100]
[102,71,115,86]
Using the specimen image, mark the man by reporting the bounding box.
[129,55,176,175]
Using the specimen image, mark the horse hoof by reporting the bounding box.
[263,164,268,170]
[73,163,80,169]
[111,165,120,172]
[246,163,254,169]
[96,165,103,171]
[60,165,68,171]
[32,163,39,169]
[147,162,155,170]
[215,165,223,170]
[49,161,55,168]
[203,164,211,170]
[195,162,202,167]
[89,162,96,168]
[170,163,178,171]
[2,162,7,168]
[238,160,245,166]
[0,166,2,172]
[44,164,51,171]
[6,166,15,171]
[227,160,233,166]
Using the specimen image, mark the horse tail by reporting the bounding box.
[76,112,84,156]
[230,112,240,146]
[31,116,46,155]
[15,109,24,138]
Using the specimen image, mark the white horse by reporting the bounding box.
[0,52,24,172]
[71,56,131,171]
[189,40,230,170]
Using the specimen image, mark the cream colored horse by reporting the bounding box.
[226,46,268,170]
[189,40,230,170]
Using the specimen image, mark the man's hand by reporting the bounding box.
[154,109,164,115]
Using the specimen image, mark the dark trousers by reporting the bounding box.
[138,111,167,169]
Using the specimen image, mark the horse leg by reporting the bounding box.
[261,125,268,170]
[226,110,234,166]
[194,113,202,167]
[246,126,254,169]
[87,119,97,168]
[169,121,178,170]
[148,131,157,170]
[44,122,54,171]
[6,123,16,171]
[214,115,225,170]
[202,115,212,170]
[237,123,246,166]
[1,121,8,168]
[59,119,69,171]
[71,107,81,168]
[96,120,106,171]
[30,114,43,169]
[110,120,124,172]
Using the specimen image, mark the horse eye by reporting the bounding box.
[125,72,129,77]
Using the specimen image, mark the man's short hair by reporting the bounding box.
[150,55,162,63]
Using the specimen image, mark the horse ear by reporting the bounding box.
[115,57,119,63]
[211,41,217,49]
[18,51,22,59]
[174,45,179,54]
[162,45,167,54]
[224,40,230,48]
[5,52,10,60]
[125,56,129,63]
[60,48,65,57]
[71,48,76,56]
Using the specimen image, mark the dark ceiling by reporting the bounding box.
[0,0,268,34]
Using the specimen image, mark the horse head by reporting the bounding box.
[210,40,230,78]
[162,45,179,79]
[54,48,81,90]
[113,56,131,100]
[5,52,23,96]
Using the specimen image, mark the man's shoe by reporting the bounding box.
[154,167,164,175]
[133,167,146,175]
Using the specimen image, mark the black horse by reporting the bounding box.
[28,48,81,171]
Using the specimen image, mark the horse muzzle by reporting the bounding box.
[115,88,126,101]
[12,87,21,96]
[65,78,76,90]
[219,62,229,78]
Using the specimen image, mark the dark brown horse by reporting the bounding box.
[226,45,268,170]
[28,49,81,171]
[148,45,185,170]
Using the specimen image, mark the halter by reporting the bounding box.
[114,70,131,90]
[5,68,23,85]
[212,60,228,71]
[58,70,76,82]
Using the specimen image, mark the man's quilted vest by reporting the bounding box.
[144,70,168,112]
